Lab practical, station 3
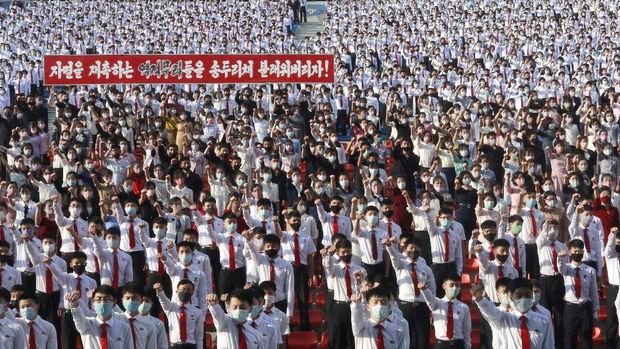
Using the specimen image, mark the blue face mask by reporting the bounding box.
[126,206,137,216]
[370,304,389,322]
[445,286,461,299]
[367,215,379,225]
[94,302,114,318]
[250,305,263,318]
[527,198,537,208]
[20,307,37,320]
[440,218,452,229]
[230,309,249,324]
[138,302,152,315]
[226,223,237,233]
[122,300,140,314]
[180,253,193,265]
[512,297,533,313]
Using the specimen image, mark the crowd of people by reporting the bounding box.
[0,0,620,348]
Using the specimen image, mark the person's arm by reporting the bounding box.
[243,230,264,266]
[154,283,173,312]
[138,223,151,249]
[462,306,472,349]
[349,294,366,337]
[557,249,569,275]
[420,284,439,310]
[385,242,403,270]
[206,294,228,332]
[68,295,91,335]
[195,308,205,349]
[46,257,69,286]
[161,254,179,277]
[604,229,618,260]
[24,239,43,265]
[285,264,295,317]
[314,198,327,222]
[52,199,69,227]
[591,267,600,319]
[474,295,507,326]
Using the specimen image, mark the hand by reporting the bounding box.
[314,199,322,206]
[418,282,428,290]
[51,195,59,203]
[354,270,363,283]
[558,249,568,258]
[350,294,363,304]
[65,291,81,308]
[153,283,163,292]
[327,245,337,255]
[471,229,480,240]
[166,241,174,250]
[189,204,197,211]
[611,227,619,235]
[42,256,52,265]
[473,283,486,302]
[381,238,392,247]
[206,294,218,305]
[241,229,253,241]
[138,222,146,230]
[473,243,483,253]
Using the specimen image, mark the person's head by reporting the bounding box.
[438,207,453,229]
[138,290,156,316]
[92,285,117,320]
[508,215,523,235]
[365,205,380,226]
[402,236,421,261]
[568,239,585,265]
[40,234,56,256]
[509,278,533,314]
[177,241,195,266]
[380,199,394,219]
[329,196,344,215]
[259,281,277,308]
[263,234,281,259]
[365,286,391,323]
[248,285,266,319]
[124,200,139,217]
[104,228,121,250]
[480,220,498,242]
[152,217,168,239]
[17,293,39,321]
[70,251,88,274]
[442,274,461,300]
[256,198,272,220]
[287,210,302,232]
[0,240,9,265]
[579,205,593,226]
[335,238,353,264]
[496,277,512,308]
[68,198,83,218]
[531,279,542,305]
[176,279,194,304]
[493,238,510,264]
[121,282,144,315]
[226,288,253,324]
[222,213,238,234]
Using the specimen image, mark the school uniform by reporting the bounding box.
[247,315,282,349]
[16,315,57,349]
[280,229,316,330]
[162,256,209,311]
[208,303,264,349]
[156,289,204,349]
[519,207,545,279]
[91,237,133,295]
[604,235,620,349]
[262,306,290,336]
[386,244,434,349]
[568,214,603,276]
[138,228,174,310]
[559,257,599,349]
[71,306,133,349]
[208,227,247,296]
[421,288,472,349]
[427,216,464,298]
[53,203,88,268]
[317,206,353,247]
[139,314,168,349]
[350,301,409,349]
[476,298,555,349]
[194,213,222,290]
[113,206,148,288]
[498,230,527,277]
[8,227,39,291]
[0,263,21,292]
[0,316,27,349]
[119,312,157,349]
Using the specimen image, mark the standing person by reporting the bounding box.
[90,228,134,301]
[136,290,168,349]
[352,206,388,282]
[603,227,620,349]
[519,191,545,279]
[420,274,472,349]
[15,293,57,349]
[112,199,148,288]
[474,278,555,349]
[350,287,410,349]
[299,0,307,22]
[207,289,264,349]
[0,287,26,349]
[119,282,157,349]
[428,208,464,297]
[154,280,204,349]
[558,240,599,349]
[67,285,133,349]
[385,236,434,349]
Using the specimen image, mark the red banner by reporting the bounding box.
[43,54,334,85]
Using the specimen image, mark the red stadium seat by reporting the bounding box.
[309,309,325,327]
[470,307,480,325]
[461,274,471,288]
[320,332,328,349]
[288,331,318,349]
[464,258,479,272]
[315,291,326,307]
[460,289,472,304]
[600,306,607,322]
[429,331,436,346]
[471,328,481,347]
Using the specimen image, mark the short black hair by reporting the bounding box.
[508,215,524,224]
[222,213,237,221]
[263,234,281,246]
[257,198,272,208]
[177,279,195,290]
[104,227,121,238]
[335,239,352,250]
[249,285,266,301]
[443,273,460,283]
[495,277,512,291]
[259,281,276,293]
[17,292,38,304]
[0,288,9,302]
[122,282,144,297]
[0,241,10,250]
[92,285,117,300]
[493,238,510,249]
[509,277,532,293]
[480,220,497,230]
[568,239,585,249]
[153,217,168,226]
[227,288,252,305]
[365,286,391,302]
[71,251,88,261]
[177,241,195,250]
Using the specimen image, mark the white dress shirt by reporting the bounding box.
[476,251,518,302]
[386,244,435,303]
[208,303,265,349]
[195,213,224,247]
[476,298,554,349]
[536,230,568,277]
[568,215,603,276]
[427,217,464,274]
[48,262,96,310]
[262,306,290,336]
[378,219,402,240]
[350,302,409,349]
[324,256,367,302]
[247,315,282,349]
[113,207,148,253]
[162,257,208,310]
[91,238,133,288]
[352,226,388,265]
[280,230,316,266]
[71,306,133,349]
[16,316,57,349]
[138,228,173,275]
[247,243,295,316]
[0,264,21,292]
[157,290,204,348]
[53,202,88,254]
[421,289,471,348]
[208,229,246,269]
[139,314,168,349]
[519,208,545,244]
[558,259,600,317]
[604,235,620,286]
[119,312,157,349]
[317,207,353,247]
[24,242,67,293]
[0,316,26,349]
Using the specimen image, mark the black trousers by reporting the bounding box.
[170,344,197,349]
[399,300,430,349]
[525,244,540,279]
[431,262,457,298]
[480,310,494,349]
[274,299,287,315]
[540,274,565,349]
[435,339,465,349]
[607,285,619,349]
[336,109,348,135]
[218,267,246,296]
[325,289,334,315]
[564,302,593,349]
[37,290,61,344]
[293,264,310,330]
[300,5,307,22]
[327,302,354,349]
[200,247,221,292]
[128,250,146,287]
[60,311,80,349]
[146,271,173,317]
[362,261,385,284]
[21,272,35,292]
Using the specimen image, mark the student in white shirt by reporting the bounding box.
[112,199,148,288]
[67,285,133,349]
[154,279,204,349]
[139,216,174,315]
[474,278,555,349]
[427,207,464,298]
[15,293,57,349]
[350,287,409,349]
[0,241,21,292]
[259,281,290,339]
[604,228,620,349]
[352,205,388,282]
[316,197,353,247]
[420,274,472,349]
[160,241,209,312]
[246,285,282,349]
[530,279,551,320]
[118,282,157,349]
[0,287,26,349]
[90,228,133,299]
[207,289,265,349]
[136,292,168,349]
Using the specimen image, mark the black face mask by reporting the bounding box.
[206,207,216,215]
[290,222,301,231]
[340,254,352,264]
[177,292,193,303]
[73,265,86,275]
[330,205,341,214]
[383,210,394,219]
[265,249,279,259]
[496,254,509,263]
[409,251,420,260]
[0,255,9,264]
[616,245,620,254]
[484,234,496,242]
[571,253,584,263]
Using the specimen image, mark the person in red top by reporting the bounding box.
[387,176,414,235]
[592,185,620,244]
[35,200,59,243]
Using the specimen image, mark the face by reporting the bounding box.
[510,287,533,302]
[227,297,250,312]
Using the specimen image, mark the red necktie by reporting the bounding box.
[513,238,520,271]
[95,256,100,273]
[443,230,450,262]
[183,268,189,280]
[293,233,301,267]
[76,276,81,297]
[261,220,267,233]
[269,260,275,281]
[387,222,392,238]
[332,215,339,235]
[488,245,495,260]
[530,211,537,238]
[128,220,136,249]
[225,100,230,115]
[583,227,591,253]
[129,318,137,349]
[371,230,378,260]
[112,251,119,289]
[17,79,20,94]
[134,99,139,114]
[376,324,385,349]
[180,305,187,342]
[46,266,53,294]
[100,323,109,349]
[411,263,419,296]
[237,324,247,349]
[498,265,504,279]
[228,236,236,270]
[157,241,165,276]
[251,321,257,329]
[344,265,352,298]
[29,322,35,349]
[0,268,3,288]
[73,220,79,250]
[551,242,558,273]
[0,225,5,241]
[447,301,454,339]
[520,316,531,349]
[209,220,216,247]
[574,267,581,299]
